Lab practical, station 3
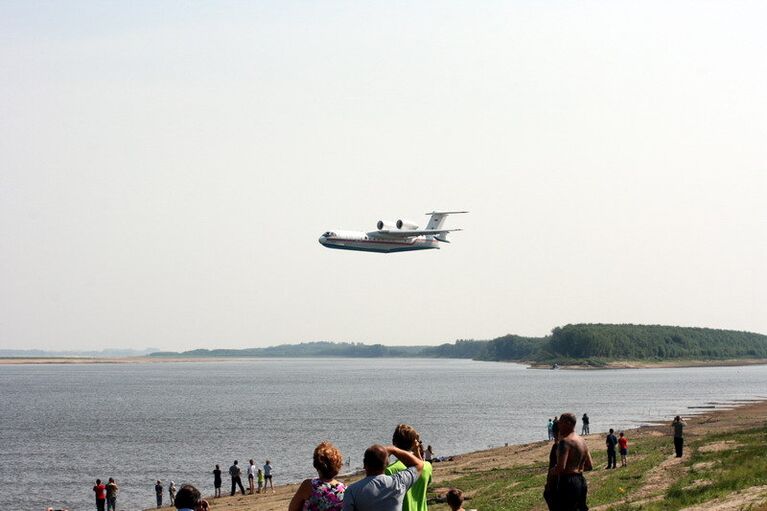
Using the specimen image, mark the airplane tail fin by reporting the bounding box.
[424,211,468,242]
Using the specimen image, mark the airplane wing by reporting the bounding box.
[372,229,462,238]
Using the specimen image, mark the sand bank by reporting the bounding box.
[529,358,767,370]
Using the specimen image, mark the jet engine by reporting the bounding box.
[377,220,396,231]
[396,219,419,230]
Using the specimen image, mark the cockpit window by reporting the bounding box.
[323,231,336,237]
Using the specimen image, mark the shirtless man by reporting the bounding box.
[553,412,593,511]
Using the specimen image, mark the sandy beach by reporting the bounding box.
[0,357,250,365]
[141,399,767,511]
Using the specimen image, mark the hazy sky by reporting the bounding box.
[1,1,765,351]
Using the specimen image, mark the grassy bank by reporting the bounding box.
[147,401,767,511]
[427,428,767,510]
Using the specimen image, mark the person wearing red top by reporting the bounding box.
[93,479,107,511]
[618,432,629,467]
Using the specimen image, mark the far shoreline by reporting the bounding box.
[3,356,767,369]
[527,358,767,370]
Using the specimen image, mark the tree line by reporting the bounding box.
[423,324,767,363]
[150,324,767,363]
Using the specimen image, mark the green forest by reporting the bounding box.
[151,324,767,364]
[426,324,767,363]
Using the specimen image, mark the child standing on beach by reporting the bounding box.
[618,432,628,467]
[257,468,264,494]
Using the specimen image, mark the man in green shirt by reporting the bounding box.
[384,424,432,511]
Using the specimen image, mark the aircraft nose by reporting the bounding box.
[318,235,326,245]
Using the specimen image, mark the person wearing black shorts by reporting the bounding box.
[554,413,593,511]
[263,460,274,492]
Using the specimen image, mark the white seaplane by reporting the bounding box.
[319,211,467,253]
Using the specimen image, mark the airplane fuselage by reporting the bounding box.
[318,230,440,253]
[319,211,466,254]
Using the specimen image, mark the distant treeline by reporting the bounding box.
[150,341,426,358]
[150,324,767,363]
[424,324,767,363]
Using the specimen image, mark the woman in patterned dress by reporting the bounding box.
[289,441,346,511]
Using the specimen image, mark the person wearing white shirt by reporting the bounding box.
[248,459,257,494]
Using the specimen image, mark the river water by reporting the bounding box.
[1,359,766,510]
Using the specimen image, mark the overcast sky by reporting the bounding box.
[1,1,765,351]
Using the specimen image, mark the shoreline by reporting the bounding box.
[0,356,263,365]
[142,398,767,511]
[3,356,767,369]
[528,358,767,370]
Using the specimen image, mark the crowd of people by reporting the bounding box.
[212,459,275,498]
[543,413,687,511]
[139,422,459,511]
[76,414,688,511]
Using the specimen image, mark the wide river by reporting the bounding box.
[1,359,766,510]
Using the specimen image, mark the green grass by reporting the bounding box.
[428,435,669,511]
[626,426,767,511]
[587,436,669,506]
[428,428,767,511]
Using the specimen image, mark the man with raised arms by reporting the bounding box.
[553,412,593,511]
[384,424,432,511]
[342,444,424,511]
